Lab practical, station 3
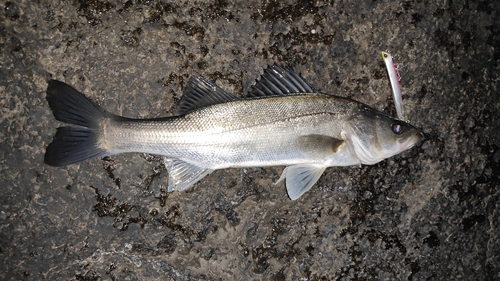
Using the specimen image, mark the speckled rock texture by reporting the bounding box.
[1,0,499,280]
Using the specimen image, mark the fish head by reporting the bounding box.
[342,106,421,165]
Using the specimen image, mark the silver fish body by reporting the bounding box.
[107,94,359,168]
[45,64,421,199]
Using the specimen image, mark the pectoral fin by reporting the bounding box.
[276,164,326,200]
[297,134,344,158]
[164,158,213,192]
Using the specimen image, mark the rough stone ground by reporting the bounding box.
[1,0,499,280]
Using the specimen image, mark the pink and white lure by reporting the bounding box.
[381,51,404,121]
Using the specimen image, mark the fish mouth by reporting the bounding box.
[399,130,422,150]
[412,131,423,144]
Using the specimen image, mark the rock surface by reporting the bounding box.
[1,0,499,280]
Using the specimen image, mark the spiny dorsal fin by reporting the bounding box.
[175,76,238,115]
[248,63,316,97]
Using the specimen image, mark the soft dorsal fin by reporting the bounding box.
[175,76,238,115]
[248,63,316,97]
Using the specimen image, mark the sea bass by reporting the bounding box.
[45,64,421,200]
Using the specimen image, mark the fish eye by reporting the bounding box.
[391,122,403,134]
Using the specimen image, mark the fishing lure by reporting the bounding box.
[381,51,404,121]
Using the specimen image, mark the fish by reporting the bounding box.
[381,51,404,121]
[44,64,421,200]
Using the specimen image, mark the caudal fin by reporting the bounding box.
[44,80,113,166]
[45,126,106,166]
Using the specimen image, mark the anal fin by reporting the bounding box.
[164,158,213,192]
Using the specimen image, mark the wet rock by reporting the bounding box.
[1,0,499,280]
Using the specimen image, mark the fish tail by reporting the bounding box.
[45,126,106,166]
[44,80,113,166]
